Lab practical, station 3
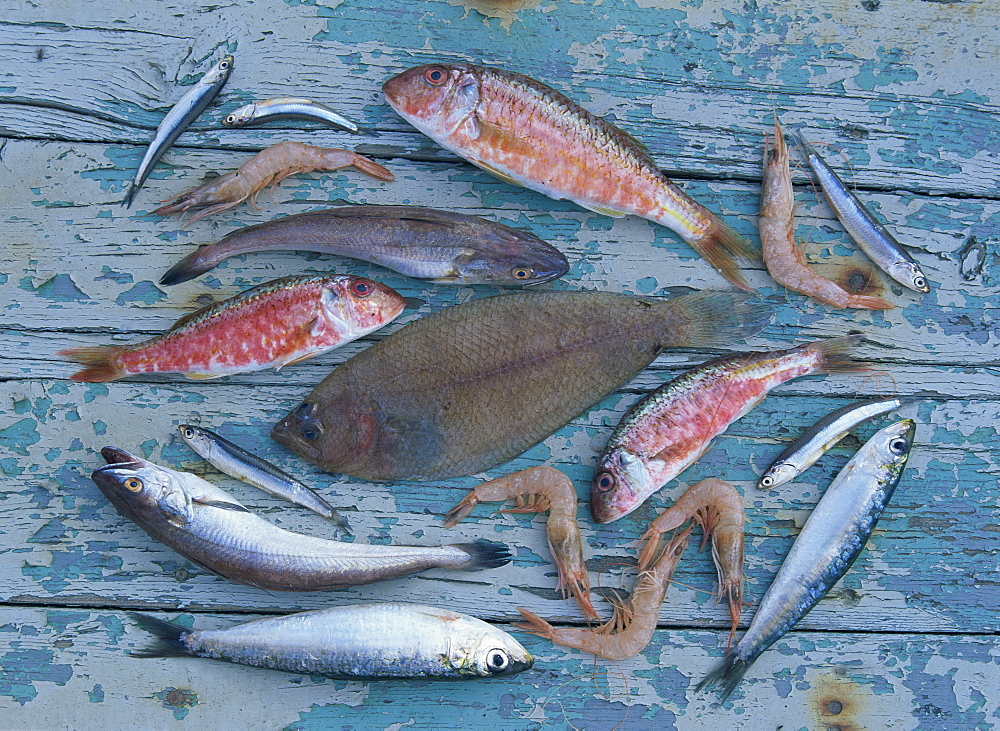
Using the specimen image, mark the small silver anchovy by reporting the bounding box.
[757,395,923,490]
[178,424,351,533]
[700,419,916,701]
[131,603,533,680]
[123,54,234,208]
[795,132,930,293]
[222,97,366,134]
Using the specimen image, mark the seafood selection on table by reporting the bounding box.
[93,447,511,591]
[160,205,569,286]
[39,43,936,697]
[132,603,533,679]
[60,274,404,381]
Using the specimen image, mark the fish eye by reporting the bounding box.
[424,66,448,86]
[181,426,196,438]
[219,60,230,70]
[296,402,315,416]
[889,438,908,453]
[224,114,236,124]
[595,471,616,492]
[914,276,926,289]
[760,475,773,487]
[486,649,510,673]
[350,280,373,297]
[511,266,534,280]
[124,477,144,492]
[302,429,319,441]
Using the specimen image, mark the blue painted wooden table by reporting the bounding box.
[2,0,999,728]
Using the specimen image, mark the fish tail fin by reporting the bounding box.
[58,346,125,382]
[452,539,512,570]
[697,652,752,702]
[129,614,191,658]
[684,218,761,292]
[811,334,868,374]
[122,184,138,208]
[662,291,772,349]
[161,248,214,286]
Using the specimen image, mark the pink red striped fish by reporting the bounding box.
[60,274,404,382]
[383,63,759,290]
[590,336,866,523]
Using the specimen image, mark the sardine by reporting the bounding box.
[590,336,865,524]
[132,604,532,679]
[757,396,922,490]
[223,97,364,134]
[699,419,915,701]
[123,54,233,208]
[92,447,511,591]
[177,424,350,532]
[60,274,404,382]
[383,63,760,291]
[272,289,770,481]
[159,206,569,287]
[795,132,929,293]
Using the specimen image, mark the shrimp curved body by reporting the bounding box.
[515,527,691,660]
[445,465,596,620]
[153,142,394,224]
[760,121,892,310]
[638,478,745,650]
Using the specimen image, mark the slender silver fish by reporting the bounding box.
[699,419,916,701]
[223,97,364,134]
[132,604,532,679]
[795,132,929,293]
[123,55,234,207]
[757,396,922,489]
[92,447,511,591]
[177,424,350,533]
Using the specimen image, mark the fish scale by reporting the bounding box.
[590,336,866,523]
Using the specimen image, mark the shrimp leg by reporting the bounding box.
[444,466,597,620]
[760,120,892,310]
[637,478,745,650]
[152,141,394,225]
[515,527,692,660]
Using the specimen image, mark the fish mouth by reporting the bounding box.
[98,446,143,470]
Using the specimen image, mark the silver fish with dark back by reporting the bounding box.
[699,419,916,701]
[92,447,510,590]
[123,54,234,207]
[223,97,365,134]
[757,396,923,489]
[795,132,929,293]
[159,206,569,287]
[177,424,351,533]
[131,604,533,679]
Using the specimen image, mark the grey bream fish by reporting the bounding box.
[177,424,351,533]
[132,603,533,679]
[699,419,916,701]
[92,447,510,591]
[795,132,929,293]
[757,396,923,490]
[123,54,234,207]
[223,97,364,134]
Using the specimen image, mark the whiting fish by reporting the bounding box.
[92,447,510,590]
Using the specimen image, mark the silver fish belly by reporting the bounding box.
[700,419,916,700]
[123,55,234,207]
[132,603,533,679]
[92,447,510,591]
[223,97,362,134]
[757,396,922,489]
[796,132,929,293]
[177,424,350,532]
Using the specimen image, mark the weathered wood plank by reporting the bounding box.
[2,607,998,729]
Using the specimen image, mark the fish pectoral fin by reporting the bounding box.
[577,202,628,218]
[192,497,252,513]
[273,319,324,371]
[471,157,525,189]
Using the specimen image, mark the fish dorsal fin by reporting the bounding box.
[172,300,218,329]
